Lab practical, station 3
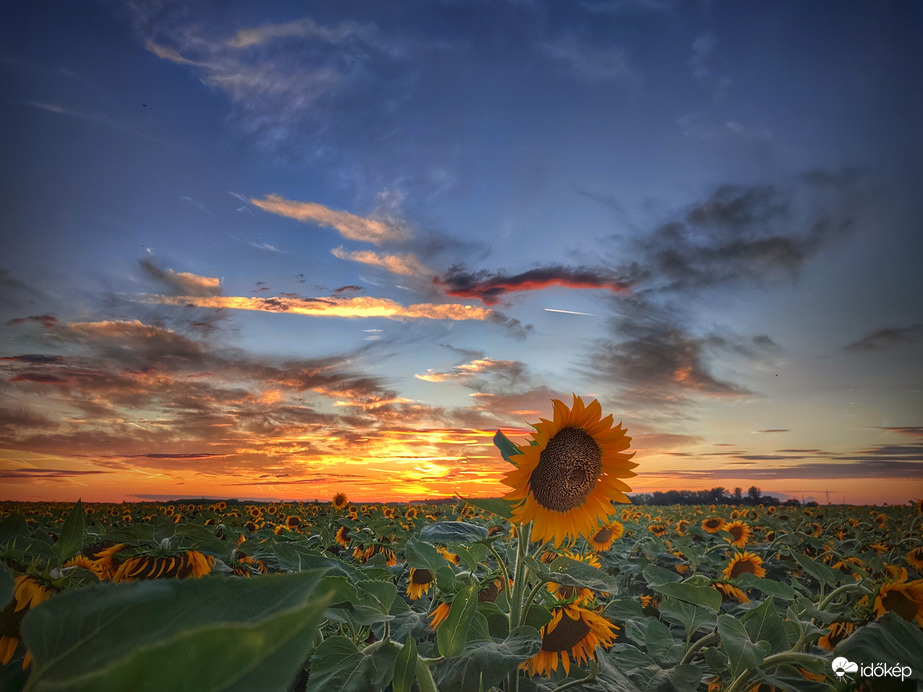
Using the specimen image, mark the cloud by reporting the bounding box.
[332,247,431,276]
[0,468,110,480]
[139,258,222,296]
[542,34,636,82]
[416,357,528,389]
[6,315,58,328]
[843,324,923,352]
[435,265,632,305]
[645,460,923,481]
[227,17,373,49]
[137,294,496,322]
[251,194,410,244]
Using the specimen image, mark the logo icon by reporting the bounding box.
[832,657,859,678]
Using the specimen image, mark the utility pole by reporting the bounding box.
[825,489,831,505]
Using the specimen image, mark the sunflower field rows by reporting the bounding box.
[1,399,922,691]
[2,494,921,691]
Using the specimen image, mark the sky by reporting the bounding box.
[1,0,922,506]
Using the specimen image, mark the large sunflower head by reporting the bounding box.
[501,395,636,547]
[332,492,349,510]
[520,603,619,677]
[722,551,767,581]
[724,520,751,548]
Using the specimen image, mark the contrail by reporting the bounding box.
[544,308,598,316]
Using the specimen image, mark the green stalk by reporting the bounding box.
[487,542,512,615]
[680,631,719,664]
[507,521,532,692]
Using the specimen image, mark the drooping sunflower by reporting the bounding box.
[648,522,668,537]
[587,522,624,552]
[701,517,726,533]
[502,395,636,547]
[722,551,766,581]
[906,546,923,571]
[333,492,349,510]
[520,603,619,677]
[873,579,923,626]
[112,550,215,582]
[817,621,856,650]
[724,521,751,548]
[406,568,435,601]
[428,601,451,629]
[0,575,54,668]
[712,581,749,603]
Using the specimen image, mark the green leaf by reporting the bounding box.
[642,563,682,587]
[22,570,333,692]
[0,564,14,606]
[307,637,400,692]
[642,618,682,666]
[0,513,29,546]
[52,500,85,565]
[523,604,552,630]
[420,522,488,545]
[493,430,523,466]
[734,574,796,600]
[459,496,514,520]
[791,551,839,587]
[437,583,479,658]
[436,626,541,692]
[653,582,721,612]
[642,663,703,692]
[658,597,716,637]
[549,555,620,593]
[392,636,417,692]
[835,613,923,681]
[716,614,771,681]
[403,539,444,574]
[741,597,789,655]
[357,580,397,614]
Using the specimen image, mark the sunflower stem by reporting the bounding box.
[487,542,512,612]
[507,521,532,692]
[521,578,550,623]
[724,652,827,692]
[680,630,719,664]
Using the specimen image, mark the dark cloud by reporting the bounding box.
[758,429,790,433]
[843,324,923,352]
[334,285,363,293]
[1,354,67,364]
[0,468,109,480]
[434,264,632,306]
[139,258,222,297]
[6,315,59,328]
[10,373,69,384]
[644,459,923,481]
[879,427,923,437]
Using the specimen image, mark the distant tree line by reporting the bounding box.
[627,486,798,507]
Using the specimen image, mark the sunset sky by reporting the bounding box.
[2,1,921,505]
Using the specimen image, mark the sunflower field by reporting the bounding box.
[2,398,922,692]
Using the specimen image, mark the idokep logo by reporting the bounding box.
[832,656,913,682]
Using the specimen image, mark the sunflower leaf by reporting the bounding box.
[0,512,29,547]
[307,636,400,692]
[0,564,13,606]
[420,521,488,545]
[790,551,840,587]
[437,583,479,658]
[834,613,923,681]
[653,582,721,612]
[493,430,523,466]
[392,635,418,692]
[435,626,541,692]
[22,569,332,692]
[52,499,84,565]
[549,555,620,593]
[658,597,716,637]
[716,614,771,681]
[733,574,796,600]
[741,597,790,654]
[403,538,444,574]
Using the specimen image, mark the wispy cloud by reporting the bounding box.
[226,17,374,50]
[138,293,496,322]
[251,194,410,244]
[139,259,222,297]
[542,33,636,82]
[843,324,923,352]
[332,247,431,276]
[435,265,632,305]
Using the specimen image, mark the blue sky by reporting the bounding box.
[1,0,921,504]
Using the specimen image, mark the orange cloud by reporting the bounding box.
[331,246,431,276]
[251,194,409,244]
[138,294,495,321]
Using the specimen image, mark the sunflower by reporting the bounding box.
[722,552,766,580]
[587,522,624,551]
[62,555,104,580]
[818,621,856,650]
[520,603,619,677]
[91,542,127,579]
[405,506,419,520]
[548,551,603,603]
[335,526,351,548]
[112,550,215,582]
[873,579,923,626]
[648,523,668,537]
[702,517,726,534]
[477,578,509,604]
[675,519,689,536]
[906,546,923,571]
[724,521,751,548]
[713,581,749,603]
[406,568,436,601]
[428,602,451,629]
[437,546,460,565]
[502,395,635,547]
[333,492,349,510]
[0,575,54,668]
